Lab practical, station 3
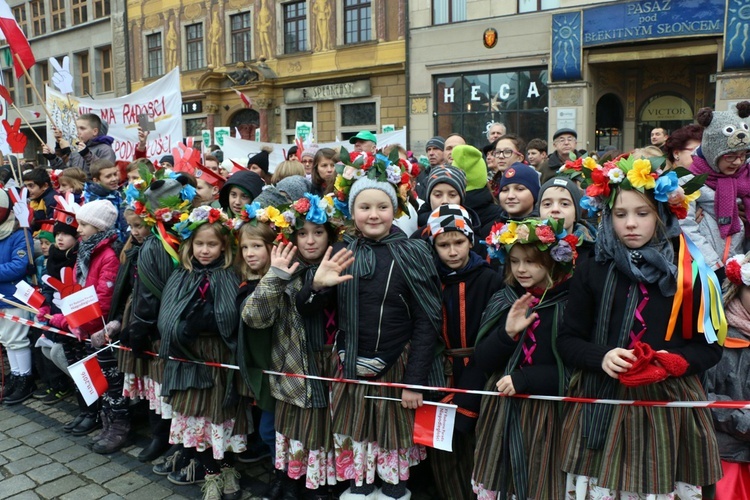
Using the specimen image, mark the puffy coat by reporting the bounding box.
[72,234,119,332]
[0,230,30,309]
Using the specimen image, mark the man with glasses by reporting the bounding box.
[543,128,579,183]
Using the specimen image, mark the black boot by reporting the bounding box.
[0,373,18,400]
[64,392,88,432]
[4,374,36,405]
[138,410,170,462]
[71,409,101,436]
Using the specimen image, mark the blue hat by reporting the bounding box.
[499,163,541,202]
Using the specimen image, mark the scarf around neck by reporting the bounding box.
[47,243,78,280]
[690,154,750,239]
[76,229,117,286]
[725,298,750,339]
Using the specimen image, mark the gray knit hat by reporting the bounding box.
[76,199,118,231]
[426,166,467,205]
[276,175,312,201]
[348,177,398,214]
[253,186,289,208]
[538,176,583,222]
[696,101,750,168]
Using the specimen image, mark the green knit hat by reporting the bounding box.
[451,145,487,191]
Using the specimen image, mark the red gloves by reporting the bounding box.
[619,342,688,387]
[36,305,51,323]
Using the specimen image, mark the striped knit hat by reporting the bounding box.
[426,166,467,205]
[427,204,474,244]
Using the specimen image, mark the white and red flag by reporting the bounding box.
[59,286,104,329]
[0,0,35,77]
[13,281,45,310]
[413,403,457,452]
[233,88,252,108]
[68,354,108,405]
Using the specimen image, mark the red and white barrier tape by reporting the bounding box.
[2,312,747,409]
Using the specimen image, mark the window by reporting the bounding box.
[283,1,307,54]
[185,117,207,137]
[283,106,314,143]
[51,0,66,31]
[93,0,110,18]
[39,63,49,99]
[77,51,90,95]
[98,46,112,92]
[185,23,204,70]
[72,0,87,25]
[338,100,377,140]
[12,6,27,37]
[344,0,371,44]
[146,33,163,77]
[30,0,45,36]
[433,0,466,25]
[518,0,560,13]
[1,70,14,103]
[230,12,252,62]
[19,75,33,105]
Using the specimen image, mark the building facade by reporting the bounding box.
[409,0,750,154]
[127,0,406,145]
[2,0,127,158]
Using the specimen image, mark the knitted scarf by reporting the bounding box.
[338,230,444,386]
[690,154,750,239]
[75,229,117,286]
[595,203,680,297]
[725,298,750,339]
[47,243,78,281]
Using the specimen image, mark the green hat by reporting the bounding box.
[451,145,488,191]
[349,131,377,145]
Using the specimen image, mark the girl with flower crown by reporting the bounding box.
[241,194,354,499]
[557,153,724,499]
[472,217,577,499]
[157,207,248,500]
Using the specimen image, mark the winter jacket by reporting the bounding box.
[678,175,744,271]
[29,186,58,232]
[705,325,750,463]
[0,230,30,309]
[464,187,504,240]
[68,135,116,175]
[74,234,119,330]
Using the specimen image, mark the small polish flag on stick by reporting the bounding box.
[413,403,457,452]
[59,286,104,329]
[13,281,45,310]
[27,110,40,119]
[233,88,253,109]
[68,353,108,405]
[0,0,35,78]
[230,160,248,174]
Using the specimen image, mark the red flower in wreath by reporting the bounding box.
[668,203,688,220]
[586,168,611,198]
[726,259,743,286]
[292,197,311,214]
[208,208,221,223]
[134,201,146,215]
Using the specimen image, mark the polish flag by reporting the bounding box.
[59,286,104,329]
[230,159,248,174]
[0,0,35,78]
[413,403,457,452]
[27,110,40,119]
[68,355,108,405]
[234,88,252,108]
[13,281,45,310]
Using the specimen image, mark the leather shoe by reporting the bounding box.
[63,413,86,433]
[138,437,170,462]
[71,414,102,436]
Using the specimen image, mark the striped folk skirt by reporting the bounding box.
[331,349,426,486]
[120,338,172,418]
[472,372,564,500]
[167,335,249,460]
[274,347,338,490]
[561,371,723,497]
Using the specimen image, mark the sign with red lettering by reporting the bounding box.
[45,67,183,161]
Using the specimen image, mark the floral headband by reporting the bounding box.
[172,206,235,241]
[333,147,412,218]
[561,154,705,219]
[126,166,196,227]
[484,218,580,267]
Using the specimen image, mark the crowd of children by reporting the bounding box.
[0,102,749,500]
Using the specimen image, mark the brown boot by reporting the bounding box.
[92,413,130,454]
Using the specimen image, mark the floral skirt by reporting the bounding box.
[122,375,173,419]
[169,411,247,460]
[274,349,337,490]
[331,349,426,486]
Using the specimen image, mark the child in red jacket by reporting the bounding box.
[50,198,120,435]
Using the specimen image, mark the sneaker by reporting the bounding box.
[42,387,72,405]
[4,375,36,405]
[237,441,271,463]
[201,473,224,500]
[221,466,241,500]
[153,449,182,476]
[168,458,206,485]
[33,386,51,399]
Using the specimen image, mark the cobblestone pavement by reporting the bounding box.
[0,396,272,500]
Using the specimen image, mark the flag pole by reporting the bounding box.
[8,103,45,143]
[14,53,57,125]
[0,295,50,318]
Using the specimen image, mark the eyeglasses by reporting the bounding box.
[722,152,749,164]
[555,137,577,144]
[492,149,522,159]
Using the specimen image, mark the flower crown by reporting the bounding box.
[172,206,235,241]
[726,254,750,287]
[333,146,412,217]
[563,154,705,219]
[484,218,580,266]
[126,165,196,227]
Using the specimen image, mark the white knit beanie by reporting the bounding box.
[76,199,118,231]
[348,177,398,215]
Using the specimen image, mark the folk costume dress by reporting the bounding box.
[158,258,248,459]
[332,231,444,487]
[241,263,338,490]
[557,237,723,498]
[471,282,570,500]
